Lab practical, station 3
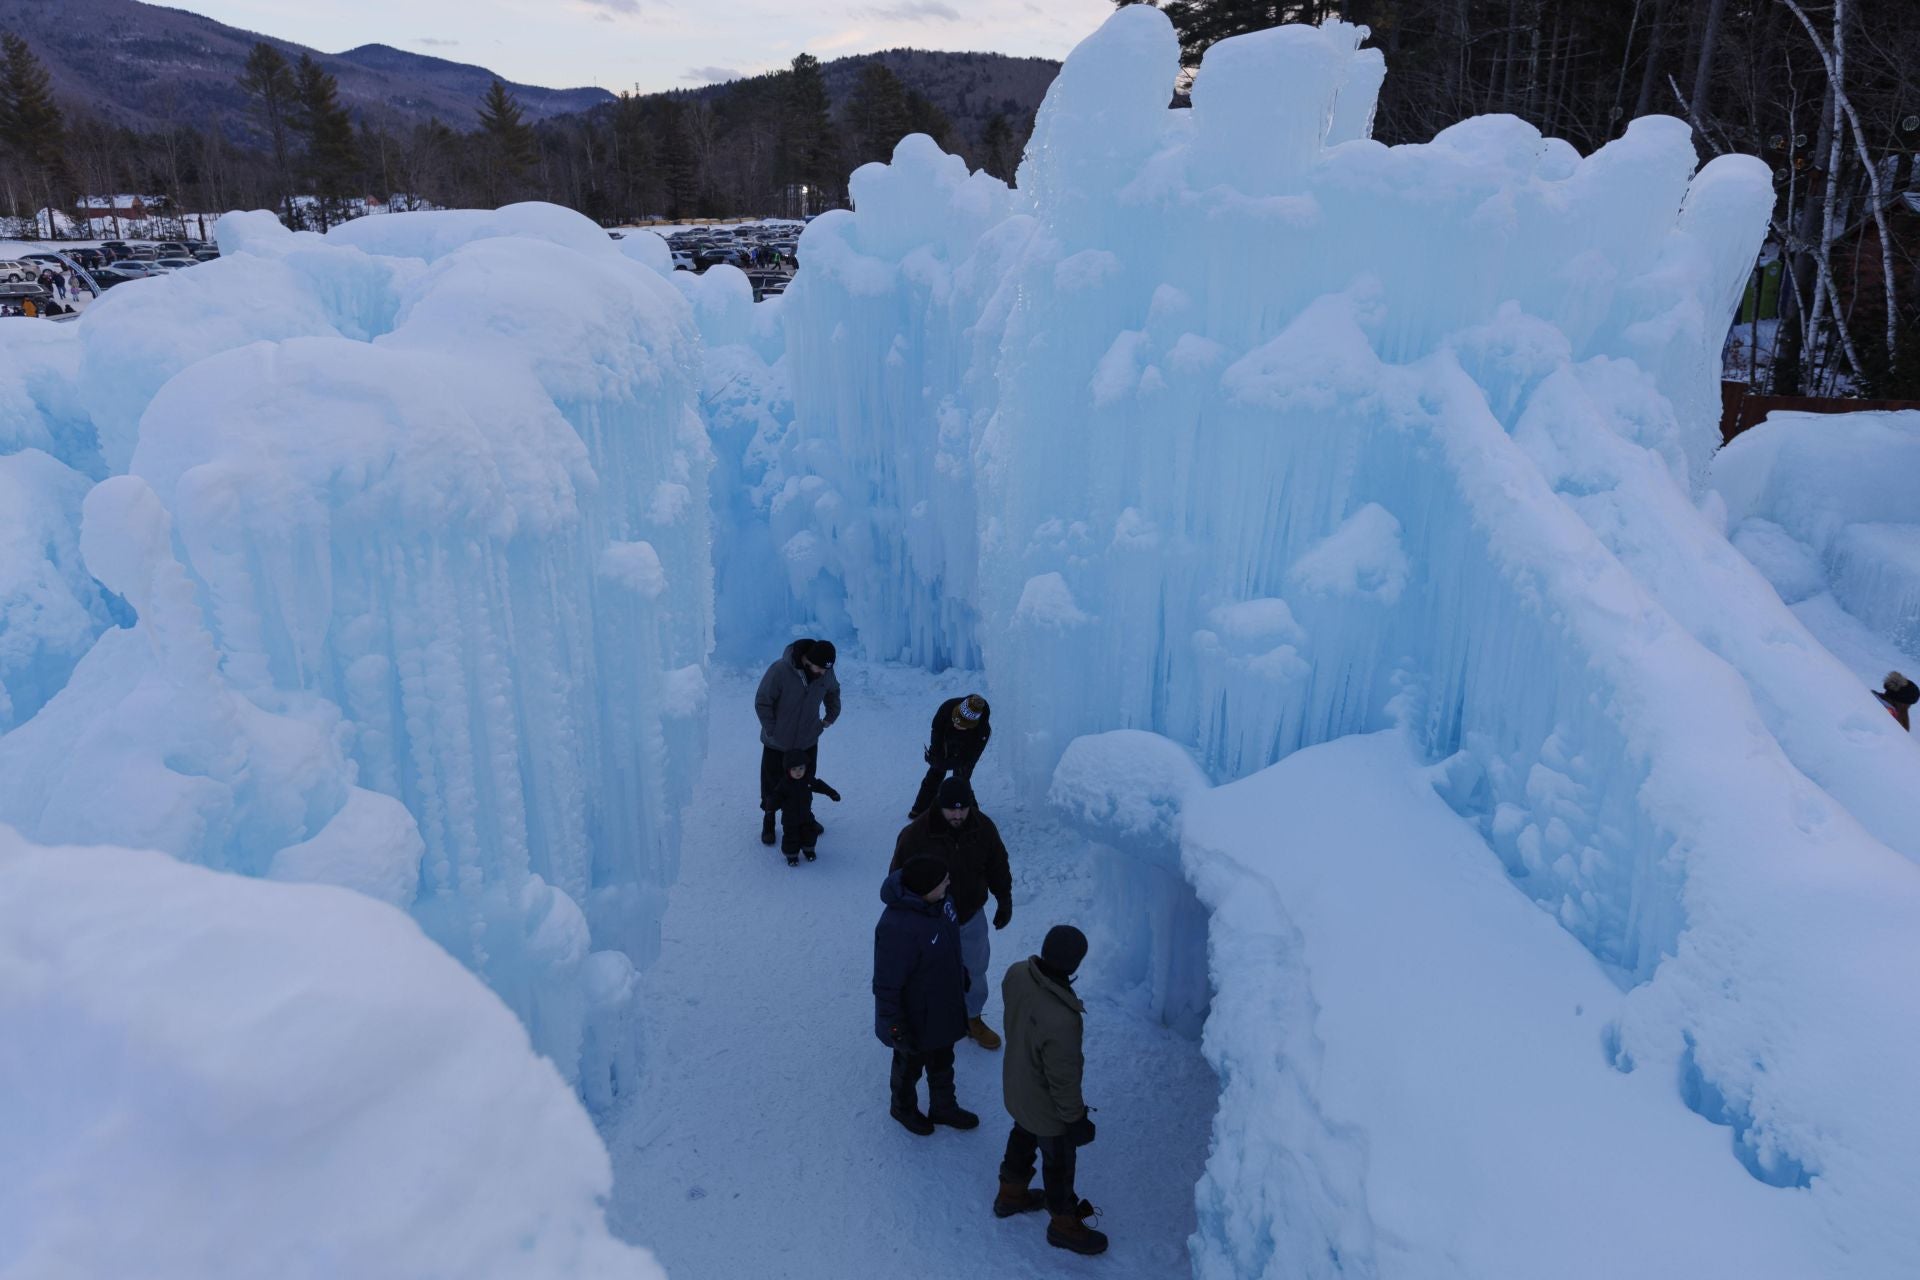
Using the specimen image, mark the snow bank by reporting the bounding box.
[1713,409,1920,680]
[1178,733,1911,1278]
[0,828,663,1280]
[0,204,713,1103]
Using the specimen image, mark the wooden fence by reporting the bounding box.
[1719,381,1920,445]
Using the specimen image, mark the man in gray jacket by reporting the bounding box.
[994,924,1107,1256]
[754,638,840,844]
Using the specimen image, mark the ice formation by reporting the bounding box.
[1713,409,1920,682]
[6,2,1920,1273]
[734,5,1918,1274]
[0,827,663,1280]
[0,204,711,1111]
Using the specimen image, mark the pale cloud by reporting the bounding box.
[857,1,962,20]
[416,37,460,47]
[682,65,743,83]
[162,0,1119,93]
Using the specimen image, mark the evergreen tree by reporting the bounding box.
[848,63,910,165]
[1115,1,1322,65]
[0,32,68,226]
[980,112,1016,182]
[477,78,536,203]
[902,90,951,150]
[237,43,298,222]
[293,55,358,228]
[777,53,838,211]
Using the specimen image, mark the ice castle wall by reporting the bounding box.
[739,5,1920,1272]
[0,205,712,1107]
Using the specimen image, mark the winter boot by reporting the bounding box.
[1047,1211,1109,1255]
[802,847,817,862]
[890,1102,935,1136]
[928,1101,979,1130]
[993,1180,1047,1218]
[785,851,800,867]
[967,1017,1002,1051]
[760,812,775,845]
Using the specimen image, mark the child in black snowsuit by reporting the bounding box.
[770,748,840,865]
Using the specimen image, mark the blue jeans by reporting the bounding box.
[959,906,990,1020]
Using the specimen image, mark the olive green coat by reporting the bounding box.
[1000,956,1087,1137]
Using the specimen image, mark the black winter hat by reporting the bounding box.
[782,749,809,770]
[900,855,949,897]
[935,776,975,809]
[1041,924,1088,976]
[1883,671,1918,706]
[810,639,836,667]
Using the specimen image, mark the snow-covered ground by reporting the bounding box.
[606,665,1214,1276]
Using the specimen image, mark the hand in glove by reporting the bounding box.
[819,784,842,802]
[923,745,934,764]
[991,898,1012,931]
[1066,1114,1097,1147]
[885,1024,918,1055]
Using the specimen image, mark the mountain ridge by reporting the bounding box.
[0,0,615,138]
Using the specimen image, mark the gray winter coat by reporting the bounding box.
[755,641,841,750]
[1001,957,1087,1138]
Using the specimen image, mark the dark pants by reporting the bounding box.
[889,1046,958,1114]
[911,755,977,816]
[760,744,815,811]
[999,1123,1078,1214]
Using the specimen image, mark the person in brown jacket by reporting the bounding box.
[889,776,1012,1050]
[993,924,1107,1256]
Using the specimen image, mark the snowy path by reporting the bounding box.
[607,665,1216,1277]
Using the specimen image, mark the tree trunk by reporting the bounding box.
[1689,0,1728,149]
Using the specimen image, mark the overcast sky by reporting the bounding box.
[163,0,1119,93]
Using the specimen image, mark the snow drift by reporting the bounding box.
[0,827,662,1280]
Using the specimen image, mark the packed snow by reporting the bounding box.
[3,2,1919,1276]
[0,827,662,1280]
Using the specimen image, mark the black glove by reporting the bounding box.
[820,784,841,802]
[1066,1115,1097,1147]
[885,1024,917,1054]
[992,898,1012,931]
[923,745,933,764]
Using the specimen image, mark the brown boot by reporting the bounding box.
[992,1180,1046,1218]
[967,1016,1002,1051]
[1046,1210,1109,1255]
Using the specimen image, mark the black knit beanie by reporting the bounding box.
[935,775,975,809]
[1041,925,1088,976]
[901,855,948,897]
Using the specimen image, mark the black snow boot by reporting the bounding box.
[891,1102,935,1135]
[1047,1211,1109,1255]
[785,851,800,867]
[802,847,817,862]
[927,1068,978,1129]
[760,812,775,845]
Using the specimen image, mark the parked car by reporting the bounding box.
[0,259,38,283]
[67,247,107,269]
[95,262,159,287]
[153,256,199,272]
[99,240,132,261]
[154,241,190,256]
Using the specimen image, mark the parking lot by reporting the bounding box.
[648,218,804,301]
[0,236,221,319]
